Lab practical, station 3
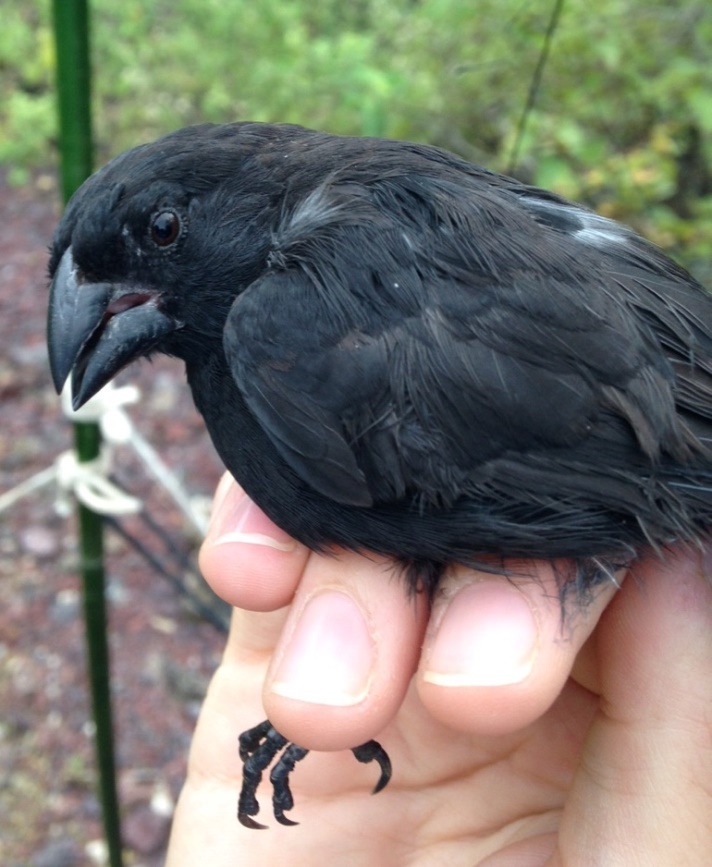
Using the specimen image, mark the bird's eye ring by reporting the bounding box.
[149,210,182,248]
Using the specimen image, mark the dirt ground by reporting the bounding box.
[0,168,230,866]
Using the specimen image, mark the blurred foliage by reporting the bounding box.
[1,0,711,278]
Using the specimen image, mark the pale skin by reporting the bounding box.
[166,472,712,866]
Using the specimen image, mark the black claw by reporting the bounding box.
[238,812,267,830]
[275,812,300,827]
[237,720,288,828]
[237,721,393,827]
[237,765,262,827]
[351,739,392,793]
[271,742,309,826]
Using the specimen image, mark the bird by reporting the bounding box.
[47,121,712,827]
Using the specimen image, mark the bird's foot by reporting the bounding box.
[237,719,392,828]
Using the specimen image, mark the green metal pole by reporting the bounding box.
[51,3,124,865]
[52,1,94,203]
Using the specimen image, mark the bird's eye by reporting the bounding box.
[149,210,181,247]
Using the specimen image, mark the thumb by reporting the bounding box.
[557,547,712,863]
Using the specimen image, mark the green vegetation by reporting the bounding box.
[2,0,711,277]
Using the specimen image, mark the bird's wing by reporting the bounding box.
[223,175,706,507]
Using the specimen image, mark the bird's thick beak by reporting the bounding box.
[48,246,180,409]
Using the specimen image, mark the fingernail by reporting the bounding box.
[211,472,237,515]
[271,591,374,706]
[423,581,538,687]
[213,490,297,551]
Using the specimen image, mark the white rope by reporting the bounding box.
[121,422,210,536]
[52,381,143,515]
[61,379,140,427]
[1,380,209,534]
[0,465,57,514]
[62,380,209,534]
[54,448,142,516]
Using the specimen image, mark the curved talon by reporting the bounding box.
[238,812,267,830]
[270,742,309,826]
[371,764,391,794]
[238,720,289,828]
[237,769,262,827]
[351,739,392,793]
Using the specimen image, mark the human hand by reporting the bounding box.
[166,473,712,865]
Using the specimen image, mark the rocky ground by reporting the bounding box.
[0,169,229,866]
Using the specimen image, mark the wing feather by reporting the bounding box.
[223,173,710,507]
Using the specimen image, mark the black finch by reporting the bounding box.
[48,123,712,826]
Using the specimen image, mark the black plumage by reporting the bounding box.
[47,122,712,825]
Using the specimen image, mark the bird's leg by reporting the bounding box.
[270,743,310,825]
[237,721,288,829]
[352,739,392,793]
[238,720,393,828]
[238,718,273,761]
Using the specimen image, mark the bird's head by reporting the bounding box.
[47,123,292,409]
